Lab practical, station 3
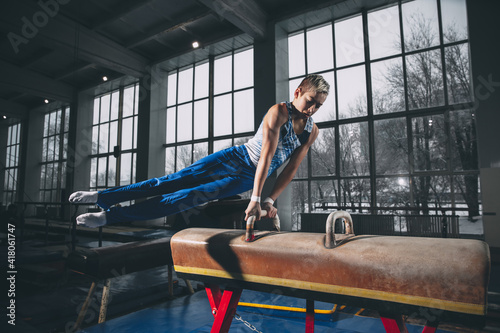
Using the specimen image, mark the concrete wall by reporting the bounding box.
[68,90,95,195]
[274,23,293,231]
[467,0,500,250]
[145,65,167,179]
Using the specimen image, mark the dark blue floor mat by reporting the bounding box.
[80,289,457,333]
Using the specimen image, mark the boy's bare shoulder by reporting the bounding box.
[263,103,289,129]
[268,102,288,119]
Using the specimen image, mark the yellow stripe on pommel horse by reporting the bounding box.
[171,211,490,333]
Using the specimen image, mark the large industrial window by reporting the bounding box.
[90,83,139,193]
[40,107,70,202]
[165,60,210,174]
[165,47,254,174]
[3,122,22,205]
[288,0,476,228]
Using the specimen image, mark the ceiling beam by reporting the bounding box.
[152,25,243,64]
[125,9,211,49]
[2,2,149,78]
[19,48,55,68]
[198,0,268,39]
[0,59,75,103]
[0,98,28,119]
[90,0,155,31]
[54,63,96,81]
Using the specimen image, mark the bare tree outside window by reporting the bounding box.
[287,0,478,224]
[379,10,477,217]
[40,108,70,202]
[3,123,21,205]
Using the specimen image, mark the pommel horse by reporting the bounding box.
[171,211,490,333]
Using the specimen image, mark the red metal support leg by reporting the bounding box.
[306,299,315,333]
[380,314,438,333]
[380,314,409,333]
[206,284,222,317]
[205,284,242,333]
[421,322,438,333]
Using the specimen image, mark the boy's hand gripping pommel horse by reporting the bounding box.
[245,210,280,242]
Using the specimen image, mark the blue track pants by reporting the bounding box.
[98,145,256,224]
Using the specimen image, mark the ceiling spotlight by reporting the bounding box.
[103,76,108,82]
[44,99,49,104]
[192,41,200,49]
[2,115,7,119]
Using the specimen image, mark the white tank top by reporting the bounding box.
[244,101,314,176]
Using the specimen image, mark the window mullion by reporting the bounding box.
[436,0,449,108]
[398,0,415,208]
[362,10,377,212]
[208,55,215,154]
[116,87,124,186]
[191,66,196,163]
[59,109,68,201]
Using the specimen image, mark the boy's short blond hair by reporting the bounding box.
[298,74,330,95]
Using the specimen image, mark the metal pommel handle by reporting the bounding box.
[325,210,354,249]
[245,210,281,242]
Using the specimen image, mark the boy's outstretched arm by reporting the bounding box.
[262,124,319,218]
[244,104,288,221]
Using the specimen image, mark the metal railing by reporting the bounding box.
[300,213,460,238]
[13,201,101,250]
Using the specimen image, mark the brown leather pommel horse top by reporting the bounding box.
[171,212,490,329]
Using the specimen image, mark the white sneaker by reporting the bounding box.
[76,211,107,228]
[69,191,98,204]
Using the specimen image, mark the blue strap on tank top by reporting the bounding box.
[244,101,314,176]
